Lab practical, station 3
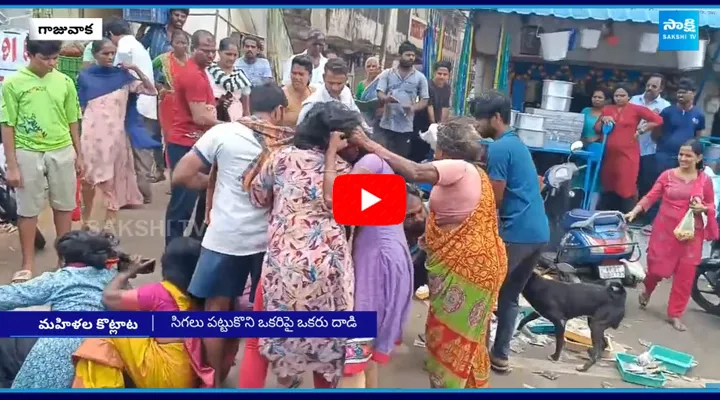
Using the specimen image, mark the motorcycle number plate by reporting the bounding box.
[598,265,626,279]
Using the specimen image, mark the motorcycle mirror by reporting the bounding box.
[569,141,584,152]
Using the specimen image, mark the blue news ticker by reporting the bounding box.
[0,311,377,338]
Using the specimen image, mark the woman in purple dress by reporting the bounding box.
[335,151,414,388]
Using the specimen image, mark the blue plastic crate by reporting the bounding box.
[648,345,696,376]
[123,9,169,25]
[615,353,666,388]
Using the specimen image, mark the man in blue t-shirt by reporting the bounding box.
[473,90,550,373]
[654,78,705,174]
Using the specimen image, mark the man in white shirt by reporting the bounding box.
[629,73,671,230]
[171,82,289,387]
[282,29,328,90]
[105,17,158,203]
[296,58,371,137]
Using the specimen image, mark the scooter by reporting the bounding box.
[537,142,642,287]
[692,234,720,316]
[0,144,47,250]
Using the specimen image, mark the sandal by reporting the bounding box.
[11,270,32,284]
[638,293,650,309]
[641,225,652,236]
[489,354,511,374]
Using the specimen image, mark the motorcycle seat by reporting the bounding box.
[562,209,622,230]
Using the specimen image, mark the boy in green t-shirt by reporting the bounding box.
[0,40,83,282]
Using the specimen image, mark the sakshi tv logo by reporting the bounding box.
[658,10,700,51]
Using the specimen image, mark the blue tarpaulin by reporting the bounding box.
[481,8,720,28]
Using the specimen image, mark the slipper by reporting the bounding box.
[11,270,32,284]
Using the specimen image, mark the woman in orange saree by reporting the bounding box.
[152,31,189,141]
[348,118,507,388]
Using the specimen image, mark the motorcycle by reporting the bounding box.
[0,144,47,250]
[537,141,642,287]
[692,236,720,316]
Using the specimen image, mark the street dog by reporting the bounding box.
[517,271,626,372]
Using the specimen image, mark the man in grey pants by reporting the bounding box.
[473,91,550,373]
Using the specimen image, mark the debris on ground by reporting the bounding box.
[638,339,652,348]
[601,381,614,388]
[533,370,559,380]
[523,384,535,389]
[413,334,426,348]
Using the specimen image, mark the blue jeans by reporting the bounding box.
[164,143,206,246]
[491,242,545,362]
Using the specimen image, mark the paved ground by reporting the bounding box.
[2,180,720,389]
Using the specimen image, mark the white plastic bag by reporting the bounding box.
[674,209,695,241]
[420,124,438,151]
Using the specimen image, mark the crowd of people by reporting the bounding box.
[0,8,717,390]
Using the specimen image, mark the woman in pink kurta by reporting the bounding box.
[626,140,718,331]
[77,39,157,231]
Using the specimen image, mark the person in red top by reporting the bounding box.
[165,29,220,246]
[592,83,663,213]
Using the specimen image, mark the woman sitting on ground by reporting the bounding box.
[0,231,119,389]
[71,237,216,388]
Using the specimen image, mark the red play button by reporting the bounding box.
[332,174,406,226]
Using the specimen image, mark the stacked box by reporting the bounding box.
[526,108,585,144]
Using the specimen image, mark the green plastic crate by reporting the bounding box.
[58,56,83,84]
[616,353,666,388]
[648,345,695,376]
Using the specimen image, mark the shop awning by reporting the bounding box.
[483,8,720,29]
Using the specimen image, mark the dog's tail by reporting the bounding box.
[606,281,626,300]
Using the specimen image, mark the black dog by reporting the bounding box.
[517,271,626,372]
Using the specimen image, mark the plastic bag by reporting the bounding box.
[674,209,695,241]
[419,124,438,151]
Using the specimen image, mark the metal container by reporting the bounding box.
[516,113,545,131]
[542,80,574,97]
[516,128,546,148]
[510,110,519,127]
[542,95,573,112]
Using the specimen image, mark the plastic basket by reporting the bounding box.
[648,345,695,376]
[615,353,666,388]
[123,9,169,25]
[57,56,83,84]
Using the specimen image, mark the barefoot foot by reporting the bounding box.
[669,317,687,331]
[638,292,650,309]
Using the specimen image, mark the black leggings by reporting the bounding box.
[597,192,636,214]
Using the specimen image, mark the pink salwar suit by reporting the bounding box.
[637,169,719,318]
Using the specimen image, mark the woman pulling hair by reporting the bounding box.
[321,121,414,389]
[281,55,315,126]
[71,237,217,388]
[77,38,159,231]
[626,139,718,331]
[592,83,663,213]
[347,117,507,388]
[238,102,362,389]
[0,230,120,388]
[153,30,190,145]
[206,38,252,122]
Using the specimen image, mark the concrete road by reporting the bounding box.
[1,181,719,389]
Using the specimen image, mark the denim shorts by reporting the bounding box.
[188,247,265,300]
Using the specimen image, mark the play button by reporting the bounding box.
[361,189,381,211]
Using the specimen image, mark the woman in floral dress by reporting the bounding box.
[241,102,361,388]
[77,39,158,231]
